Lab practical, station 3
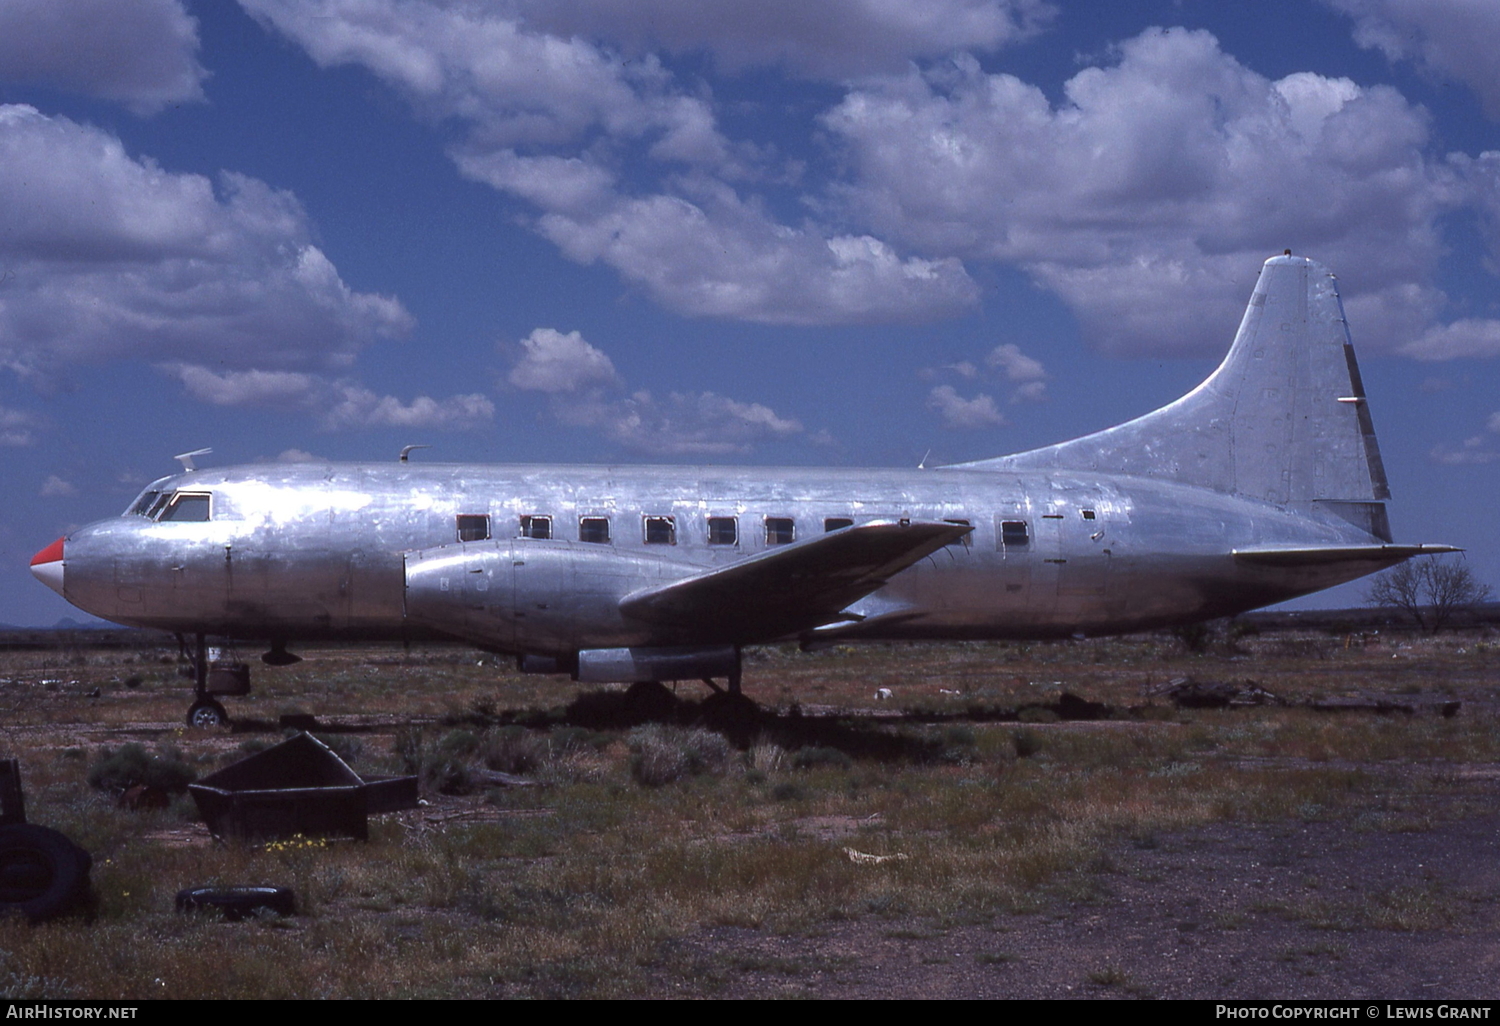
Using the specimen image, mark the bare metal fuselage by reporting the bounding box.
[38,256,1445,679]
[56,460,1393,654]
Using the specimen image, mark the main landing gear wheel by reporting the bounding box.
[187,698,228,729]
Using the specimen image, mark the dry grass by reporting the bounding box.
[0,627,1497,997]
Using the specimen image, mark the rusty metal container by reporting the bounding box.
[189,733,417,842]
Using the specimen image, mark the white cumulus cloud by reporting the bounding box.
[0,0,206,114]
[0,407,39,447]
[928,385,1006,430]
[1327,0,1500,118]
[823,28,1467,354]
[164,364,494,432]
[507,326,804,453]
[507,328,619,393]
[1401,319,1500,360]
[986,343,1047,382]
[1431,434,1500,465]
[0,106,413,383]
[509,0,1056,79]
[596,390,804,455]
[241,0,978,326]
[322,385,496,431]
[924,342,1047,411]
[40,475,76,498]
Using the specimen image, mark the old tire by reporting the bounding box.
[0,824,92,923]
[175,886,295,921]
[186,699,229,729]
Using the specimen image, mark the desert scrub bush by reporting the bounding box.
[537,727,618,785]
[747,738,786,773]
[424,728,482,794]
[395,726,424,773]
[627,725,731,786]
[225,738,271,765]
[932,724,978,765]
[87,742,196,795]
[791,745,852,771]
[483,725,549,774]
[1017,706,1059,724]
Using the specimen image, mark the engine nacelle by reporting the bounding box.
[403,539,698,653]
[575,645,739,683]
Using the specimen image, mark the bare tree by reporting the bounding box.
[1367,558,1491,633]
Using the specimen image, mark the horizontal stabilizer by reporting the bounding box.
[1232,544,1462,567]
[620,519,970,643]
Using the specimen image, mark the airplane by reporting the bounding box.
[30,254,1455,727]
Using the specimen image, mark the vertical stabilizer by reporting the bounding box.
[951,256,1391,536]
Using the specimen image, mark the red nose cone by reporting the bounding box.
[31,537,64,566]
[31,537,65,597]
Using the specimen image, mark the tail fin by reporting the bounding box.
[950,255,1392,540]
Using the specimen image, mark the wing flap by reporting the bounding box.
[619,519,969,642]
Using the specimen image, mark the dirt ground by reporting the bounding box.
[646,808,1500,999]
[5,630,1500,999]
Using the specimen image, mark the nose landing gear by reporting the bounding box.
[180,633,230,728]
[187,697,228,729]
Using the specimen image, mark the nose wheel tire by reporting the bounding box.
[187,698,229,729]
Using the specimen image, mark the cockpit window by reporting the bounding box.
[157,492,211,522]
[127,490,162,517]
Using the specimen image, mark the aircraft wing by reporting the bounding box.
[1232,544,1462,567]
[619,519,970,642]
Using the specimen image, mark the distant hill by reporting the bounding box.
[0,625,177,650]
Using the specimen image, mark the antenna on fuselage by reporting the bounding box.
[173,448,212,472]
[399,444,430,463]
[918,449,931,469]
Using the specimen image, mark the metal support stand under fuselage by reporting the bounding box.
[701,649,743,695]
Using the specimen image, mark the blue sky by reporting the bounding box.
[3,0,1500,625]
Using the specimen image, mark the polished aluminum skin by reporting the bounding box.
[32,256,1451,671]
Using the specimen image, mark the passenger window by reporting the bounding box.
[1081,509,1097,521]
[824,517,854,532]
[519,515,552,539]
[707,516,737,546]
[158,493,210,522]
[765,517,795,545]
[944,518,972,547]
[579,516,611,544]
[644,516,676,545]
[999,520,1030,550]
[456,514,490,542]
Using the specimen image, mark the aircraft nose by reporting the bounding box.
[30,537,65,597]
